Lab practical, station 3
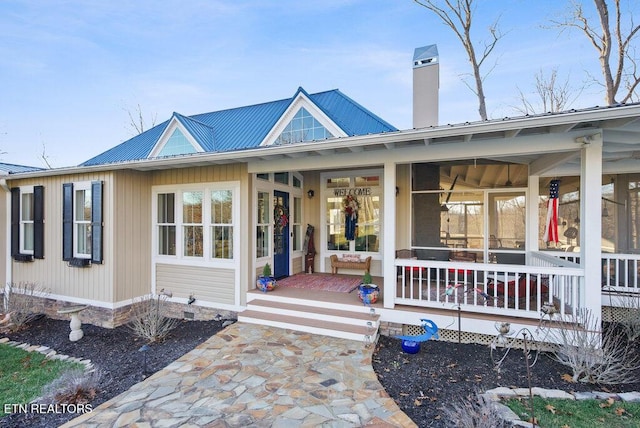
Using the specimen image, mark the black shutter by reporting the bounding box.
[62,183,73,261]
[34,186,44,259]
[91,181,103,264]
[10,188,19,257]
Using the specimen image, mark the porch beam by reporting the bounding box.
[604,129,640,145]
[529,151,580,175]
[580,135,603,324]
[549,123,578,133]
[248,130,590,173]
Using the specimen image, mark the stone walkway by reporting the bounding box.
[61,322,416,427]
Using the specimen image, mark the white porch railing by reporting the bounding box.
[544,251,640,294]
[395,254,584,320]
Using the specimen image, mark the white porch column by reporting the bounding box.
[580,135,603,323]
[383,161,396,309]
[527,175,540,254]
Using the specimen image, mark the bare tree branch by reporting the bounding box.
[125,103,157,136]
[413,0,504,120]
[513,68,584,115]
[551,0,640,104]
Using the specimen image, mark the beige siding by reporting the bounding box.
[156,263,234,305]
[113,171,152,302]
[8,173,115,303]
[152,164,245,185]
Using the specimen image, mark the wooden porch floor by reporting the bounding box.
[248,274,384,309]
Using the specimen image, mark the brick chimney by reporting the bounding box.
[412,44,439,129]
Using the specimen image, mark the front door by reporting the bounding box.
[273,191,290,279]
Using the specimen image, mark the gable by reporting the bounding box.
[261,89,347,146]
[148,116,205,158]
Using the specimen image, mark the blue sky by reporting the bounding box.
[0,0,627,167]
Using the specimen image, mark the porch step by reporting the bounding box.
[239,297,379,343]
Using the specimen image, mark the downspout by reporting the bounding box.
[0,178,10,311]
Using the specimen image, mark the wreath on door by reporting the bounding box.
[274,204,289,234]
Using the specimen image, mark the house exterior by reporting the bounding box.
[4,45,640,344]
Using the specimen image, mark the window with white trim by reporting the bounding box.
[20,189,34,253]
[74,182,93,258]
[11,185,44,261]
[157,193,176,255]
[62,181,103,264]
[153,184,237,262]
[256,191,270,258]
[211,190,233,259]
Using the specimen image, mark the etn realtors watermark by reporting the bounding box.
[4,403,93,414]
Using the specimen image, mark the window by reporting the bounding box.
[21,191,34,253]
[324,173,382,253]
[157,128,197,157]
[157,193,176,255]
[256,191,270,258]
[74,184,92,257]
[275,107,334,144]
[63,181,103,264]
[292,197,301,251]
[153,184,237,262]
[11,186,44,260]
[183,191,203,257]
[211,190,233,259]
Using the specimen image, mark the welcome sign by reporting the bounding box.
[333,187,373,197]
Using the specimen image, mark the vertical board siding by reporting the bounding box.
[156,263,235,305]
[9,173,114,303]
[113,171,152,302]
[152,164,244,186]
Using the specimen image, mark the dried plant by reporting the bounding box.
[38,367,102,405]
[2,282,49,332]
[440,392,508,428]
[127,292,179,343]
[549,308,640,384]
[613,293,640,342]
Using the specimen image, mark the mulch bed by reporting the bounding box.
[1,317,639,428]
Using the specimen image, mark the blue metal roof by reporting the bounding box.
[81,88,397,166]
[0,162,43,174]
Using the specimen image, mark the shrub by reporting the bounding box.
[440,392,509,428]
[127,292,179,343]
[2,282,49,332]
[549,308,640,384]
[38,367,102,405]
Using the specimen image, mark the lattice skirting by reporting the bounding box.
[603,305,638,323]
[400,323,553,351]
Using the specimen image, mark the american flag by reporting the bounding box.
[543,179,560,244]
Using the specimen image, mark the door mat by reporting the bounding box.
[277,273,362,293]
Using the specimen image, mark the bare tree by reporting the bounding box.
[125,103,157,135]
[514,68,583,115]
[413,0,504,120]
[40,142,53,169]
[553,0,640,104]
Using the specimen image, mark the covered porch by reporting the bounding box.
[247,104,640,342]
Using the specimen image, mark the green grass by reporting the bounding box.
[504,396,640,428]
[0,343,83,416]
